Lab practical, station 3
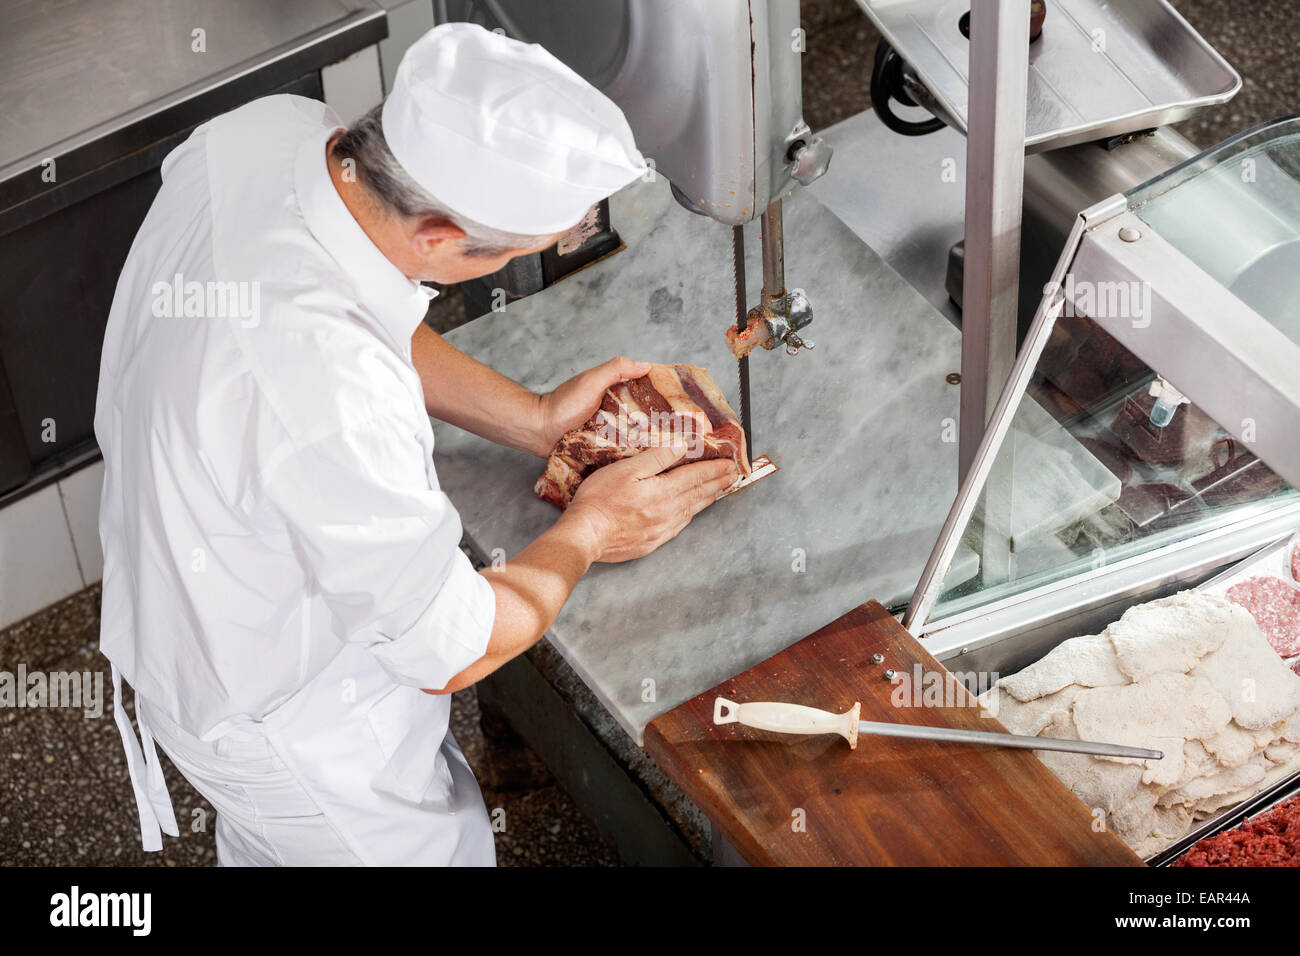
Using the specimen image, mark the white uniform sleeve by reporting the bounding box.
[262,417,495,690]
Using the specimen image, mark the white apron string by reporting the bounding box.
[110,665,179,851]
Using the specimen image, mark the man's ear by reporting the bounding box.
[412,216,468,257]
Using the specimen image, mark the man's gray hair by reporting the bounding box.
[332,103,549,256]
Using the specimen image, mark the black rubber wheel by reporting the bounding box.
[870,40,946,137]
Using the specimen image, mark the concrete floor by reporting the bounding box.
[3,0,1298,868]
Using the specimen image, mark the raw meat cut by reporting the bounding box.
[1110,392,1223,472]
[1107,592,1236,683]
[1226,576,1300,659]
[1193,451,1288,508]
[1189,605,1300,729]
[1036,313,1149,413]
[1072,673,1230,758]
[535,363,750,510]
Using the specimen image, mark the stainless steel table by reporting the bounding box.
[0,0,385,213]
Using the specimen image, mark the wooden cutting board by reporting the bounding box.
[644,601,1141,866]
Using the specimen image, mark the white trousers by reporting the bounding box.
[134,644,496,867]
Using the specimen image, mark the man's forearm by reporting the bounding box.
[426,510,600,694]
[411,322,548,456]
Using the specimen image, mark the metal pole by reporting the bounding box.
[759,200,785,298]
[959,0,1030,482]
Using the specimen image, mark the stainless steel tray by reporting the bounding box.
[1151,769,1300,867]
[1201,532,1300,596]
[1150,530,1300,863]
[1141,532,1300,863]
[855,0,1241,152]
[966,525,1300,864]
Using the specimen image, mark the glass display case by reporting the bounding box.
[906,116,1300,672]
[901,117,1300,864]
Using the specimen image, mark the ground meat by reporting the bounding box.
[1172,793,1300,866]
[1226,576,1300,659]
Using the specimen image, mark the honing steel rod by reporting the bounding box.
[856,720,1162,759]
[713,698,1163,761]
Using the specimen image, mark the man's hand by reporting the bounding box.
[533,356,652,456]
[426,435,738,695]
[562,442,740,563]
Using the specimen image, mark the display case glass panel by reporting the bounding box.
[911,117,1300,632]
[1129,116,1300,345]
[930,312,1297,622]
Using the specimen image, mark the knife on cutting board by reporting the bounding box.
[714,698,1163,760]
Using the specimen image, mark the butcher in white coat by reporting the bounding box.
[94,23,738,866]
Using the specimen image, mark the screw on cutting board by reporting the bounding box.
[884,669,897,680]
[870,653,885,664]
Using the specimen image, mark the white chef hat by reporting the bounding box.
[382,22,649,236]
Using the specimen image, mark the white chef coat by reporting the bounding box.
[95,94,497,864]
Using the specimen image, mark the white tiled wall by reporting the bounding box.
[0,460,105,630]
[58,459,105,587]
[323,0,434,124]
[321,44,384,125]
[379,0,436,94]
[0,482,86,629]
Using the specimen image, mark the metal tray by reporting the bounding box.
[1142,532,1300,863]
[1201,532,1300,596]
[1151,769,1300,867]
[1138,532,1300,863]
[855,0,1241,152]
[966,526,1300,864]
[1150,530,1300,863]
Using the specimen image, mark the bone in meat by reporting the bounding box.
[534,363,750,510]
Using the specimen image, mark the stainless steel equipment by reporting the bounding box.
[438,1,832,437]
[957,0,1031,480]
[730,225,753,458]
[713,697,1164,759]
[441,0,827,225]
[0,0,385,205]
[896,117,1300,860]
[855,0,1241,153]
[909,113,1300,646]
[858,0,1240,480]
[0,0,384,502]
[742,202,816,357]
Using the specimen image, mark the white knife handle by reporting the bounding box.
[714,698,861,749]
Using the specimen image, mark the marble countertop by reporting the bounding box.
[435,156,971,743]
